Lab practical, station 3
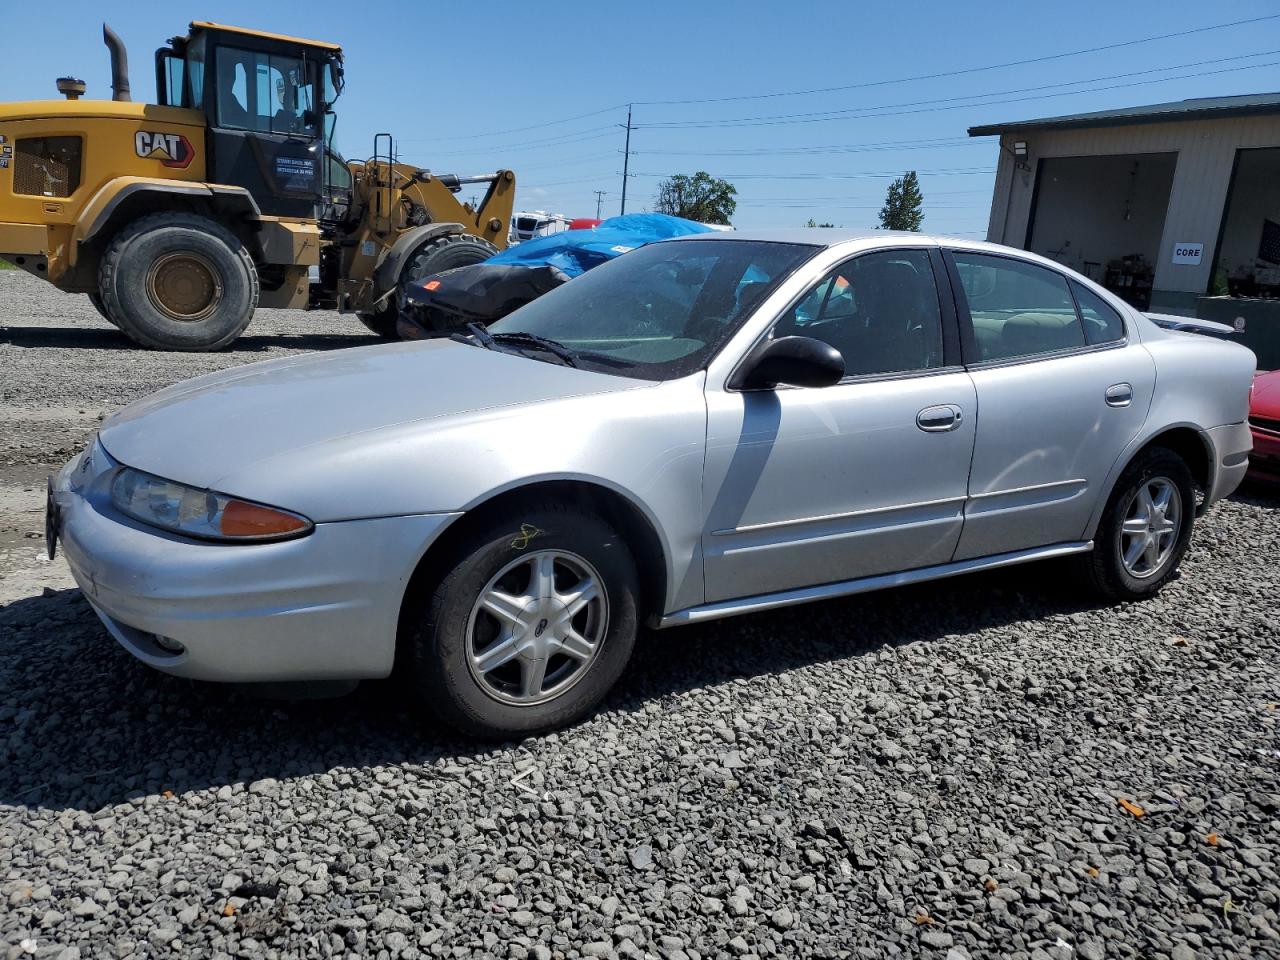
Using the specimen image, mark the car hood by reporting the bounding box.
[1253,369,1280,419]
[98,339,641,492]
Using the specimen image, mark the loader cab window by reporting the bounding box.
[158,52,186,107]
[215,46,318,137]
[187,34,206,108]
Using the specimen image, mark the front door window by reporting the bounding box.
[774,248,946,377]
[215,46,317,137]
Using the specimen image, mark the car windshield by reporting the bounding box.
[485,239,818,380]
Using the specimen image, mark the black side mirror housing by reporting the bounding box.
[731,335,845,390]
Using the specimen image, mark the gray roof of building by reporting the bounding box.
[967,92,1280,137]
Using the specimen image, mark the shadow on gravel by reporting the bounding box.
[1231,481,1280,508]
[0,326,376,353]
[0,561,1101,813]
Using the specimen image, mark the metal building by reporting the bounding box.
[971,93,1280,367]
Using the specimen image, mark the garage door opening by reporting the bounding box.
[1214,147,1280,299]
[1026,152,1177,310]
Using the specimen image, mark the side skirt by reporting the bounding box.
[656,541,1093,628]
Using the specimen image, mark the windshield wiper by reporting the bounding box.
[449,321,498,350]
[451,323,580,368]
[488,330,579,368]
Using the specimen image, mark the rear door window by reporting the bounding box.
[952,252,1086,362]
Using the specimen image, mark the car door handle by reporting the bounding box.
[916,405,963,432]
[1105,383,1133,407]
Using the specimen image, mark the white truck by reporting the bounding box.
[509,211,573,243]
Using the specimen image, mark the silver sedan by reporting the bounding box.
[49,230,1256,737]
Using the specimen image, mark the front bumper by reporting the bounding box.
[1204,421,1253,507]
[51,442,460,682]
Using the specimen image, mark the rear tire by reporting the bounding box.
[99,212,259,351]
[358,233,497,339]
[408,502,639,739]
[1078,446,1196,601]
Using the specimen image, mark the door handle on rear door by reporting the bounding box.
[916,405,963,432]
[1105,383,1133,407]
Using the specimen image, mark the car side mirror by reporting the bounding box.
[731,335,845,390]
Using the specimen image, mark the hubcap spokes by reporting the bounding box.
[1119,477,1181,579]
[467,550,608,705]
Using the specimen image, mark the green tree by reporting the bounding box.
[878,171,924,231]
[805,218,835,228]
[654,171,737,224]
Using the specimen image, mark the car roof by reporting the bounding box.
[668,227,1003,251]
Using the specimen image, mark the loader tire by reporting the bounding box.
[99,212,259,351]
[88,292,118,327]
[357,233,498,339]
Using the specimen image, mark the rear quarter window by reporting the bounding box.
[1071,281,1127,345]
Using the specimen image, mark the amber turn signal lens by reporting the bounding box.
[220,499,310,538]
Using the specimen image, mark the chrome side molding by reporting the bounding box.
[658,540,1093,628]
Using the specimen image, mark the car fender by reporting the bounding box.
[213,373,711,615]
[436,468,686,613]
[1082,331,1256,537]
[1082,419,1213,539]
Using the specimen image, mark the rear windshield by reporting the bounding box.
[487,239,818,380]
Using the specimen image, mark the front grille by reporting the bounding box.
[1250,415,1280,435]
[13,136,82,198]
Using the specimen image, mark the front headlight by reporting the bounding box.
[110,468,313,542]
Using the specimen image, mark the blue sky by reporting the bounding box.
[5,1,1279,234]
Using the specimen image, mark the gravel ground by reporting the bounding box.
[2,271,1279,959]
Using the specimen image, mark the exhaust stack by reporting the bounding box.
[102,23,131,102]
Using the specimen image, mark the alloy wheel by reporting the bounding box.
[1119,476,1182,579]
[465,550,609,706]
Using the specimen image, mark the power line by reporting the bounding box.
[393,14,1275,149]
[739,201,975,209]
[632,13,1280,106]
[400,125,616,150]
[494,152,619,172]
[630,167,993,180]
[636,58,1280,132]
[734,189,992,201]
[636,50,1280,129]
[521,174,617,188]
[423,104,628,142]
[635,137,986,158]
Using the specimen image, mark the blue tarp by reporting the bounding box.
[484,213,715,277]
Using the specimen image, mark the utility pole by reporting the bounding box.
[620,103,632,215]
[593,190,605,219]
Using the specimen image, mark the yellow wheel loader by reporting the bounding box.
[0,22,515,350]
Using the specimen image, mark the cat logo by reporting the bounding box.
[134,131,194,169]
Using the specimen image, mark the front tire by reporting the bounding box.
[409,502,639,739]
[99,212,259,351]
[1079,447,1195,601]
[88,292,118,327]
[358,233,497,339]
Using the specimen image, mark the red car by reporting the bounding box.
[1249,369,1280,483]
